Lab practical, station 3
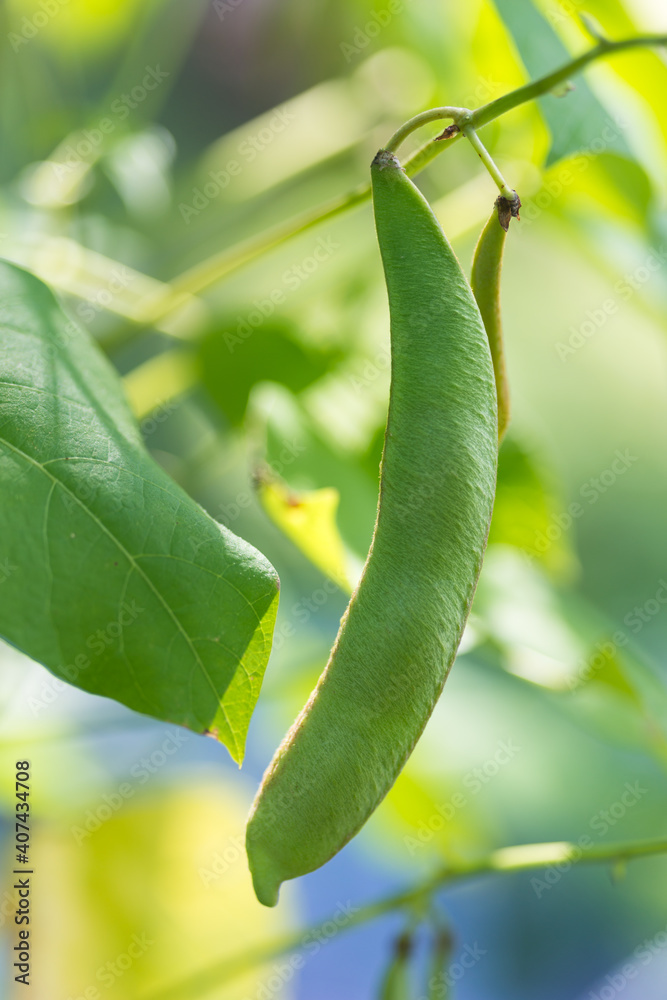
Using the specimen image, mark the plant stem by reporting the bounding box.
[384,106,471,153]
[139,32,667,326]
[460,125,516,200]
[134,181,371,325]
[142,834,667,1000]
[470,35,667,132]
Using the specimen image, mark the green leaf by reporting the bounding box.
[0,261,279,763]
[492,0,631,165]
[198,318,342,427]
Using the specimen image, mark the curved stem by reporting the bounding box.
[142,834,667,1000]
[137,32,667,326]
[384,106,471,154]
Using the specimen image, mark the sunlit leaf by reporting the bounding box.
[29,778,294,999]
[257,474,352,591]
[0,261,279,762]
[255,384,379,558]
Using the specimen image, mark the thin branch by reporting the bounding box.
[383,105,470,153]
[140,32,667,326]
[471,35,667,131]
[142,834,667,1000]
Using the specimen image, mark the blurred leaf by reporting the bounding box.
[123,349,198,419]
[474,546,584,689]
[0,261,279,762]
[488,437,575,575]
[380,767,500,862]
[580,647,642,704]
[198,319,342,427]
[478,546,667,764]
[255,384,379,557]
[547,151,654,227]
[492,0,631,165]
[28,778,294,999]
[557,592,667,766]
[257,474,352,591]
[595,153,653,221]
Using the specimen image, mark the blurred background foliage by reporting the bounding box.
[2,0,667,997]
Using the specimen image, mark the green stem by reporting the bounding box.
[461,125,516,200]
[139,32,667,326]
[134,181,371,325]
[384,106,471,153]
[141,834,667,1000]
[470,34,667,131]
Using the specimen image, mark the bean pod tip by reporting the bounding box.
[246,832,281,907]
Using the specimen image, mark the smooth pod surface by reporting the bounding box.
[246,149,498,906]
[470,195,517,441]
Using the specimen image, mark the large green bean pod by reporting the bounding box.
[246,149,498,907]
[470,194,519,441]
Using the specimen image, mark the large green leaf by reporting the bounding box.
[492,0,631,166]
[0,261,279,762]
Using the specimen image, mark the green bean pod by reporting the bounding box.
[470,194,519,441]
[246,149,497,907]
[426,929,454,999]
[379,933,413,1000]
